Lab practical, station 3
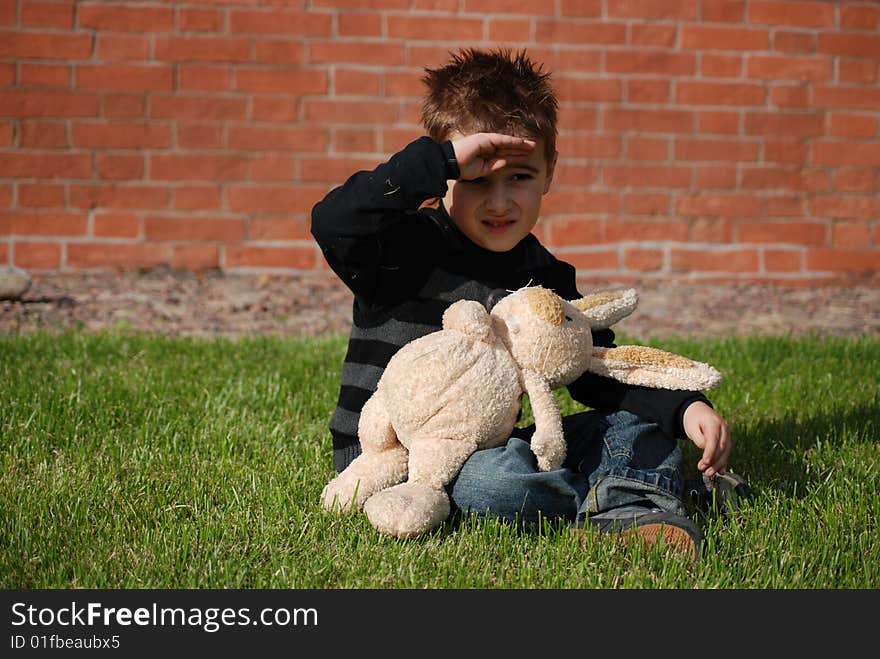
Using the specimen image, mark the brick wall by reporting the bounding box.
[1,0,878,282]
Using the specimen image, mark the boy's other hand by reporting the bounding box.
[451,133,536,181]
[682,401,731,478]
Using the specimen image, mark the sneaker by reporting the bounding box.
[685,470,749,517]
[575,508,704,562]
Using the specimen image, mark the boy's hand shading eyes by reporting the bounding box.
[451,133,537,182]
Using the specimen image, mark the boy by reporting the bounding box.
[311,48,731,560]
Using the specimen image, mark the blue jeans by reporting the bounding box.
[448,410,687,526]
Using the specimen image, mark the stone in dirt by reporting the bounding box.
[0,266,31,300]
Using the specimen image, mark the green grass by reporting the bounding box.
[1,331,877,588]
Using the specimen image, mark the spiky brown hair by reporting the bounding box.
[421,48,558,163]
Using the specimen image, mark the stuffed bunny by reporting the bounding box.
[321,286,721,538]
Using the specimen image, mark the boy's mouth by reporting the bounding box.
[482,218,516,233]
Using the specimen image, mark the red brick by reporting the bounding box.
[96,154,144,180]
[337,69,381,96]
[807,248,880,273]
[154,37,250,63]
[488,18,533,42]
[78,2,173,31]
[750,1,834,27]
[840,6,880,30]
[690,218,733,243]
[773,31,815,54]
[556,78,623,104]
[747,56,831,82]
[626,80,671,104]
[828,114,877,139]
[177,124,222,149]
[22,1,74,28]
[464,0,552,14]
[229,9,332,35]
[765,196,805,217]
[764,249,803,272]
[551,162,599,186]
[97,35,150,61]
[605,219,689,242]
[145,216,246,242]
[173,187,222,211]
[93,213,140,239]
[560,134,621,159]
[631,24,676,47]
[606,0,696,19]
[765,140,807,163]
[542,190,619,216]
[0,32,92,59]
[535,20,627,45]
[700,55,743,78]
[172,244,220,271]
[300,157,379,184]
[254,41,304,66]
[737,220,825,245]
[0,242,7,264]
[18,183,65,208]
[744,112,824,137]
[309,41,405,66]
[671,247,758,273]
[227,185,326,213]
[623,193,668,217]
[249,154,296,182]
[676,81,765,106]
[0,211,88,236]
[0,153,90,178]
[604,165,691,189]
[833,169,875,193]
[607,51,696,76]
[224,246,317,270]
[77,65,174,92]
[559,0,602,16]
[813,87,880,111]
[178,8,223,32]
[698,111,740,135]
[770,86,809,108]
[177,65,232,92]
[676,194,763,218]
[338,11,382,37]
[696,166,737,189]
[811,196,877,220]
[235,68,327,94]
[13,241,62,269]
[333,128,378,154]
[605,108,694,133]
[20,63,71,87]
[72,122,171,149]
[812,141,880,167]
[150,155,248,182]
[623,247,665,272]
[839,60,878,85]
[228,126,327,152]
[302,99,400,125]
[626,137,668,161]
[681,26,769,51]
[67,243,171,269]
[103,94,145,118]
[150,95,246,121]
[388,15,483,40]
[832,222,872,248]
[675,139,759,162]
[546,218,603,246]
[818,34,880,59]
[0,90,99,118]
[19,121,68,148]
[701,0,745,22]
[69,184,169,211]
[562,249,619,271]
[249,216,312,241]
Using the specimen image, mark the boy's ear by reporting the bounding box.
[543,149,558,194]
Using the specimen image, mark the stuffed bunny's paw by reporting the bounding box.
[363,482,451,538]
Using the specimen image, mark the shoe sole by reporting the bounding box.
[618,522,698,562]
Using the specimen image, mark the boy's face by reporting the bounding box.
[443,135,557,253]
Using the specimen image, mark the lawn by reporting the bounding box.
[1,331,877,588]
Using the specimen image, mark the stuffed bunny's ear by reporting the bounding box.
[587,345,722,391]
[572,288,638,329]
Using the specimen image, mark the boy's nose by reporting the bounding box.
[485,182,512,212]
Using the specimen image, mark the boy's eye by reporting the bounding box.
[512,173,533,181]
